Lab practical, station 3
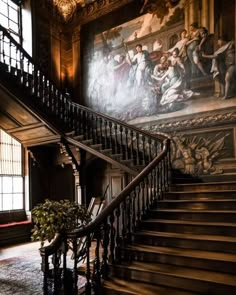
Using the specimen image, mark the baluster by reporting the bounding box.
[91,113,95,142]
[68,103,73,130]
[72,237,78,292]
[42,75,46,103]
[130,130,134,163]
[46,79,50,107]
[0,32,2,63]
[26,59,30,87]
[85,235,92,295]
[142,135,146,165]
[136,133,140,165]
[136,185,141,226]
[164,154,168,191]
[151,169,155,205]
[168,143,171,188]
[148,138,152,162]
[119,126,124,158]
[59,93,63,120]
[41,254,50,295]
[20,53,24,84]
[84,110,88,139]
[14,46,18,75]
[121,200,127,245]
[101,219,109,278]
[2,35,6,64]
[86,112,90,140]
[132,190,137,232]
[113,124,118,154]
[141,181,146,217]
[159,161,163,200]
[36,70,41,98]
[95,116,99,144]
[124,128,129,160]
[78,108,83,136]
[104,120,108,149]
[145,176,150,212]
[51,84,55,113]
[8,39,12,72]
[99,117,103,147]
[64,96,69,124]
[126,195,132,242]
[89,112,93,141]
[109,121,113,151]
[54,89,59,116]
[49,82,54,112]
[115,205,121,262]
[109,212,115,264]
[93,229,101,292]
[31,64,35,95]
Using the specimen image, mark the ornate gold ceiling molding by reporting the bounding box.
[52,0,134,23]
[53,0,93,21]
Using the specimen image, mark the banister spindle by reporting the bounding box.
[124,128,129,160]
[136,133,140,165]
[85,235,92,295]
[115,205,121,262]
[109,211,115,264]
[101,219,109,278]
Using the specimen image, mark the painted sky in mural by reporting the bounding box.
[85,0,236,122]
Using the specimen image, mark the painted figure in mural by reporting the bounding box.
[185,22,208,77]
[202,36,235,99]
[128,44,153,97]
[152,48,193,107]
[164,29,191,89]
[153,38,163,51]
[130,44,152,86]
[167,29,188,58]
[152,55,169,79]
[113,54,131,94]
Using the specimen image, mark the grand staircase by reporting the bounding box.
[102,181,236,295]
[1,24,236,295]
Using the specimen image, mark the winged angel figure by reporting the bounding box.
[172,133,229,175]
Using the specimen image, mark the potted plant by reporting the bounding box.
[31,198,92,246]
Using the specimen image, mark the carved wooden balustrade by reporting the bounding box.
[40,139,170,294]
[0,24,167,174]
[0,24,171,294]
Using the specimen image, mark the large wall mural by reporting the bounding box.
[84,0,236,125]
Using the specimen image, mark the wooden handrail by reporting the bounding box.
[68,138,169,238]
[40,138,170,253]
[69,101,168,143]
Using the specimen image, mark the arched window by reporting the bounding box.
[0,129,23,211]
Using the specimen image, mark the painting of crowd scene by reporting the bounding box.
[84,0,235,121]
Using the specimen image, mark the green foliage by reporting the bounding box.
[31,199,91,246]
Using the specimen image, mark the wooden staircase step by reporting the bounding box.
[102,278,199,295]
[89,143,103,150]
[109,261,236,294]
[151,209,236,222]
[134,230,236,253]
[158,199,236,210]
[171,181,236,192]
[141,219,236,236]
[165,190,236,200]
[73,134,84,141]
[125,244,236,274]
